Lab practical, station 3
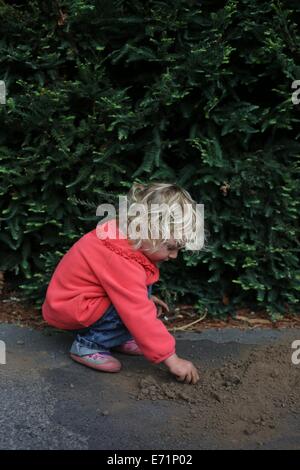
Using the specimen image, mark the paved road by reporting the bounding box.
[0,324,299,450]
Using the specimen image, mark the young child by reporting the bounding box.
[42,182,202,385]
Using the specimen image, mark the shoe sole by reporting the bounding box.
[70,353,122,372]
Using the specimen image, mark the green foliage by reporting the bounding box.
[0,0,299,318]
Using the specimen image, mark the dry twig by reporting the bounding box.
[169,311,207,331]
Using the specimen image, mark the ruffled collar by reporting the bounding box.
[95,218,158,277]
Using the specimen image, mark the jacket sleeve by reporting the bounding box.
[91,250,176,364]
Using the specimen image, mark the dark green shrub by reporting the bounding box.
[0,0,299,319]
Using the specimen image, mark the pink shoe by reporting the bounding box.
[112,339,143,356]
[70,352,122,372]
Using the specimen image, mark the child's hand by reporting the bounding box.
[150,295,170,318]
[163,354,200,385]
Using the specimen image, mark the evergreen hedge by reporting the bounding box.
[0,0,299,319]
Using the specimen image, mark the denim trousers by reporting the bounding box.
[70,284,153,356]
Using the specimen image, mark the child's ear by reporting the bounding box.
[132,182,145,192]
[128,182,145,201]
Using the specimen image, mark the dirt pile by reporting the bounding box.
[135,341,300,444]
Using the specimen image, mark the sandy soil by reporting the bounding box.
[133,340,300,446]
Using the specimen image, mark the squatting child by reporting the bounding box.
[42,182,203,384]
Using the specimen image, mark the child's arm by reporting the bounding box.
[89,244,200,383]
[94,250,176,364]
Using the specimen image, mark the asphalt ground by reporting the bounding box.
[0,324,299,450]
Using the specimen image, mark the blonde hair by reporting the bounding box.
[117,181,207,253]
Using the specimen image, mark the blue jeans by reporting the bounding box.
[70,284,153,356]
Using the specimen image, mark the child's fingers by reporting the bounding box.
[191,374,199,384]
[161,301,170,312]
[154,297,170,312]
[175,374,186,382]
[185,369,200,385]
[185,373,193,384]
[178,373,198,385]
[178,372,192,384]
[192,369,200,384]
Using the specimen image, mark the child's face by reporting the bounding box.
[140,238,183,263]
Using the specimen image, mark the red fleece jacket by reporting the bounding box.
[42,218,176,364]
